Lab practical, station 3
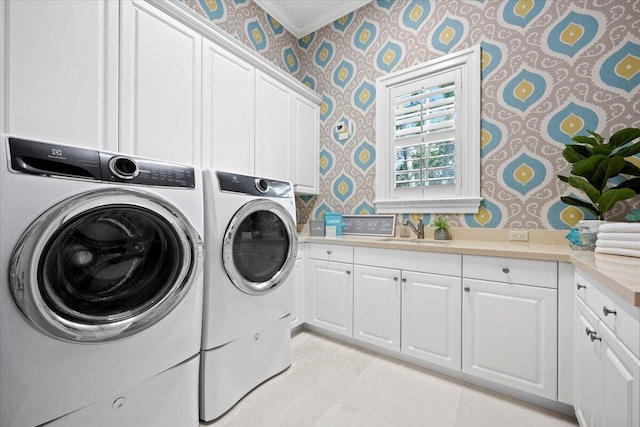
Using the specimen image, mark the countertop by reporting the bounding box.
[299,233,640,307]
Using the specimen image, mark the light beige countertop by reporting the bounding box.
[298,228,640,307]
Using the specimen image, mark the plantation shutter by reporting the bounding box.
[391,69,460,192]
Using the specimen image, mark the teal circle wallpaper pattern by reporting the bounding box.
[184,0,640,230]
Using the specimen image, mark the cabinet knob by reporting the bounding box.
[401,277,407,283]
[502,267,510,274]
[464,287,470,292]
[576,282,586,290]
[585,327,596,337]
[327,250,332,255]
[393,277,398,282]
[590,333,602,342]
[603,306,617,316]
[346,270,351,275]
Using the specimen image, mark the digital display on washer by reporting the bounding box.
[217,171,292,197]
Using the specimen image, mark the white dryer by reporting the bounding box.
[0,136,204,427]
[200,170,298,421]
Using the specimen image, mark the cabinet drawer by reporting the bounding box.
[463,255,557,289]
[309,243,353,263]
[353,247,461,277]
[578,270,640,358]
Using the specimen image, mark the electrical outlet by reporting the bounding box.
[509,230,529,241]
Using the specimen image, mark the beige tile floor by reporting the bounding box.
[201,331,578,427]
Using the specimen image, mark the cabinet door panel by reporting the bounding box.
[462,279,557,399]
[289,258,305,329]
[402,271,461,370]
[292,94,319,194]
[3,0,118,149]
[597,323,640,427]
[574,298,598,427]
[307,259,353,337]
[120,0,201,164]
[353,265,401,351]
[202,40,255,173]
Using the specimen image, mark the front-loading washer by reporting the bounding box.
[200,170,298,421]
[0,136,204,427]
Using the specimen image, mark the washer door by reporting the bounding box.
[9,189,203,343]
[222,199,297,295]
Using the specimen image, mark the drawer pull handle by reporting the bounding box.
[393,277,398,281]
[590,333,602,342]
[502,267,510,274]
[603,306,617,316]
[327,250,332,255]
[576,283,586,290]
[402,278,407,283]
[464,287,470,292]
[585,327,596,337]
[346,270,351,275]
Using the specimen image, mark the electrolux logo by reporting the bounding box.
[51,148,62,156]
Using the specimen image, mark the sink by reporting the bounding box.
[377,238,447,244]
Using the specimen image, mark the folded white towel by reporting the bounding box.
[594,247,640,258]
[598,222,640,233]
[596,239,640,250]
[597,232,640,242]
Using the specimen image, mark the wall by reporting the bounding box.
[186,0,640,230]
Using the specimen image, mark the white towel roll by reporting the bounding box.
[596,239,640,250]
[594,247,640,258]
[597,232,640,242]
[598,222,640,233]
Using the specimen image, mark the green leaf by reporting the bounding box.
[567,176,601,204]
[586,130,605,145]
[562,144,592,163]
[591,145,612,156]
[571,154,608,181]
[597,188,637,215]
[592,156,626,191]
[621,161,640,177]
[560,196,600,218]
[557,175,569,183]
[614,141,640,158]
[614,177,640,193]
[609,127,640,149]
[571,135,600,146]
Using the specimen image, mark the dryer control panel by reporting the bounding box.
[7,137,195,188]
[217,171,292,198]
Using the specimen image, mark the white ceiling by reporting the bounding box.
[254,0,371,38]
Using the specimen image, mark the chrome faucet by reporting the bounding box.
[404,219,424,239]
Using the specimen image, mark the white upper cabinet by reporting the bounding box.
[120,0,201,165]
[255,70,292,182]
[1,0,118,149]
[292,94,319,194]
[201,39,255,174]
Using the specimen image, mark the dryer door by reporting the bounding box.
[222,199,297,295]
[9,189,203,342]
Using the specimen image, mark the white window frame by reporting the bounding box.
[374,46,482,213]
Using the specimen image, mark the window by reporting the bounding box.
[375,46,482,213]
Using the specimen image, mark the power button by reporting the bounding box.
[109,156,139,180]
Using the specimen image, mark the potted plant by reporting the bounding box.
[431,216,450,240]
[558,127,640,220]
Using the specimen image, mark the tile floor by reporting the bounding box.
[202,331,578,427]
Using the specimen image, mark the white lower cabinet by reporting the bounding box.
[462,278,558,400]
[574,272,640,427]
[402,271,461,370]
[353,265,401,351]
[307,259,353,337]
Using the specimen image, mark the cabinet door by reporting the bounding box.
[574,298,598,427]
[353,265,401,351]
[289,258,306,329]
[2,0,118,149]
[462,278,558,400]
[201,40,255,173]
[402,271,461,370]
[120,0,201,164]
[255,70,291,181]
[596,323,640,427]
[307,259,353,337]
[292,94,319,194]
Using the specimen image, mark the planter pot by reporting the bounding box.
[570,220,607,250]
[434,229,449,240]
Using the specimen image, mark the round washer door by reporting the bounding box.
[222,199,297,295]
[9,188,203,343]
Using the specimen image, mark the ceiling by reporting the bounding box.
[254,0,371,38]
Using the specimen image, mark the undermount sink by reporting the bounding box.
[377,238,447,244]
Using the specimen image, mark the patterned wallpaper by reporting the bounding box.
[185,0,640,230]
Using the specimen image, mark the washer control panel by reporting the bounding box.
[8,137,195,188]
